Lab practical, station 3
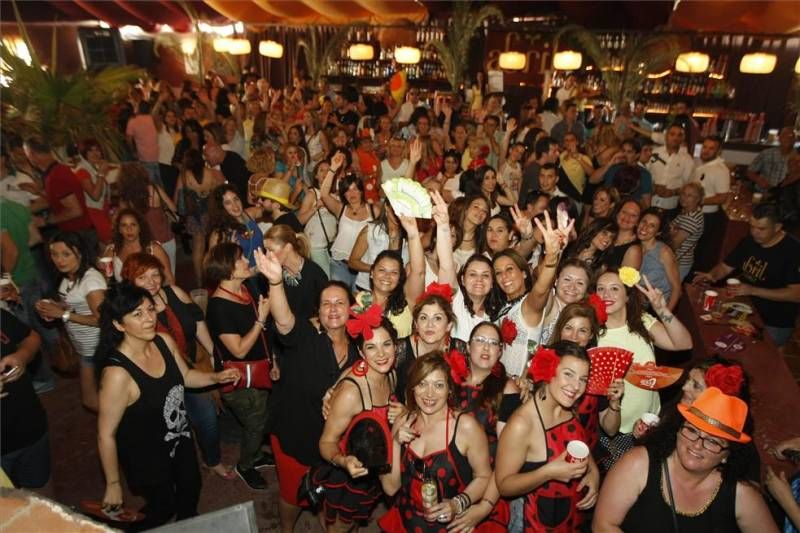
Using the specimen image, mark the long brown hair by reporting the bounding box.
[405,351,455,413]
[549,302,604,347]
[465,322,507,416]
[598,267,650,344]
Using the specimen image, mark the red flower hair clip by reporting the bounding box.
[527,346,560,384]
[417,282,454,305]
[500,318,518,346]
[704,364,744,397]
[444,349,470,385]
[345,304,383,340]
[587,293,608,325]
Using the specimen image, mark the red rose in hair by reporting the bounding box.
[587,293,608,325]
[704,364,744,397]
[527,346,560,384]
[500,318,518,346]
[444,349,470,385]
[417,282,454,304]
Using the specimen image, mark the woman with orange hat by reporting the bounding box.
[593,387,778,532]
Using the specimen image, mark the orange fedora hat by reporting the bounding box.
[677,386,751,443]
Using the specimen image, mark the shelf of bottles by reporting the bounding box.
[326,25,449,87]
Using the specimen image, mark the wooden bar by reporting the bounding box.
[676,283,800,473]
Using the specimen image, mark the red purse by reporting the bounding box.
[221,358,271,393]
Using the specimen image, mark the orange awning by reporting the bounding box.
[669,1,800,34]
[203,0,427,26]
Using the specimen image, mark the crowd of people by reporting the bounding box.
[1,69,800,532]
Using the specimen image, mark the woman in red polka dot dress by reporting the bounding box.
[378,353,492,532]
[548,302,624,455]
[451,322,522,530]
[495,342,601,532]
[319,309,398,531]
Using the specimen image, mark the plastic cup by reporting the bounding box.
[752,192,763,204]
[702,290,718,312]
[641,412,660,428]
[99,257,113,278]
[566,440,590,463]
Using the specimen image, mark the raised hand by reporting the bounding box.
[635,274,667,313]
[509,205,533,240]
[430,190,449,227]
[254,248,283,285]
[506,117,518,134]
[398,215,420,239]
[409,137,422,164]
[331,151,346,172]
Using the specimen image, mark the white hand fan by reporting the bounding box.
[382,178,432,219]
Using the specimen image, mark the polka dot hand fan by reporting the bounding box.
[587,346,634,395]
[625,361,683,390]
[381,178,432,219]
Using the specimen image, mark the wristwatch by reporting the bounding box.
[61,310,71,323]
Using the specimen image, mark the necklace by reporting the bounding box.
[283,258,304,287]
[660,457,722,517]
[218,285,252,304]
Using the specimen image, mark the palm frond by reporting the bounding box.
[299,26,351,85]
[429,1,502,90]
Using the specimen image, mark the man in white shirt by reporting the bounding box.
[647,124,694,211]
[691,135,731,271]
[556,74,577,107]
[393,88,424,126]
[693,136,730,215]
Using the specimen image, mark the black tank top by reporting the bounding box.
[622,447,739,533]
[107,335,192,488]
[605,239,640,270]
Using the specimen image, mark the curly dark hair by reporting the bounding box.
[112,208,153,255]
[208,183,246,238]
[117,162,152,213]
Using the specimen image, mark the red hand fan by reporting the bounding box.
[587,347,634,395]
[80,500,144,523]
[625,361,683,390]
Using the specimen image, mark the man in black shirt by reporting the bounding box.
[204,143,250,204]
[694,203,800,348]
[256,178,303,232]
[1,310,50,488]
[334,90,360,137]
[518,136,560,209]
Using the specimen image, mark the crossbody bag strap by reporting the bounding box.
[662,459,681,533]
[314,189,332,248]
[153,184,180,222]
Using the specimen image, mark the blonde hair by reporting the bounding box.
[265,224,310,259]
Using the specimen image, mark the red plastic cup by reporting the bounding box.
[702,290,718,312]
[566,440,590,463]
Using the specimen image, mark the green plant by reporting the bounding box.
[427,1,503,91]
[298,26,352,85]
[1,1,142,159]
[554,25,679,111]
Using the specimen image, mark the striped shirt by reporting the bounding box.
[672,209,704,271]
[748,146,790,189]
[59,268,106,358]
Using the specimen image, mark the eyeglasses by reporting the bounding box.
[679,424,728,454]
[471,336,501,348]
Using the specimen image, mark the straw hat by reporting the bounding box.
[258,178,296,209]
[677,387,751,443]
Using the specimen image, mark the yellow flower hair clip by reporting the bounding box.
[618,267,641,288]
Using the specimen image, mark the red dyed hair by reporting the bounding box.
[121,252,165,283]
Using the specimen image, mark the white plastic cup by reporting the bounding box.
[726,278,741,287]
[566,440,590,463]
[99,257,113,278]
[641,412,660,428]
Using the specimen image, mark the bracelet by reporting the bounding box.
[521,233,534,241]
[254,319,266,330]
[329,453,342,467]
[480,498,497,508]
[608,404,621,412]
[269,280,282,286]
[107,480,120,485]
[543,260,559,268]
